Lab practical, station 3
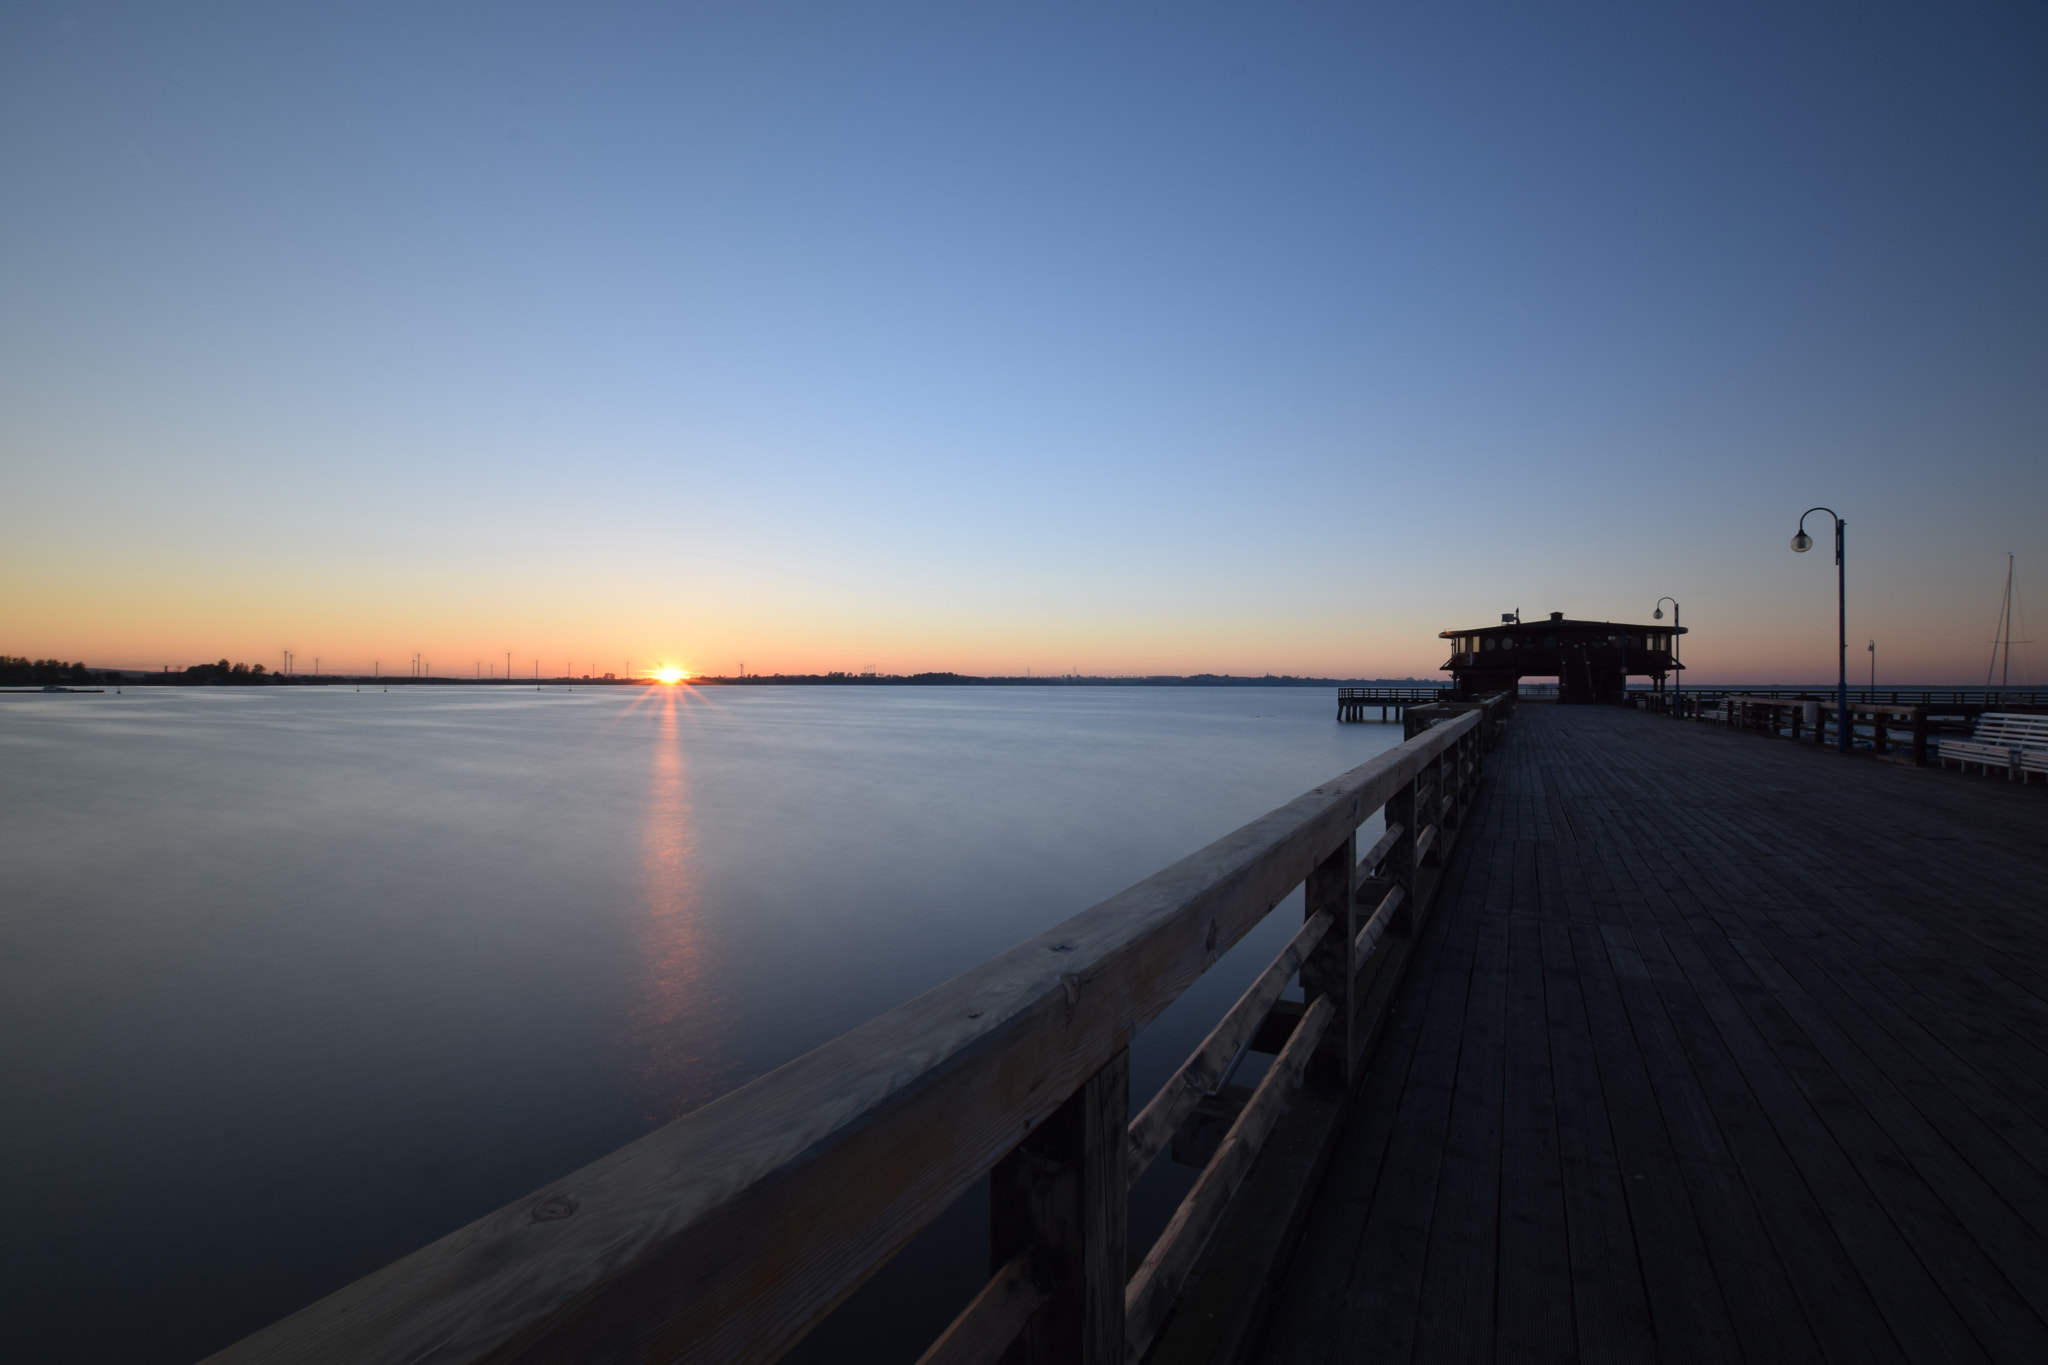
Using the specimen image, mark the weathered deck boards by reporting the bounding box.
[1260,703,2048,1364]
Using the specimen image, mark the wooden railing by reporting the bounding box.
[207,693,1511,1365]
[1334,686,1450,701]
[1629,691,2039,767]
[1633,687,2048,709]
[1335,686,1450,722]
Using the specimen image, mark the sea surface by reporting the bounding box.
[0,684,1404,1362]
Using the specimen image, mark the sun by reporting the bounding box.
[651,666,687,684]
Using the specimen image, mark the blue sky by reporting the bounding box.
[3,2,2044,681]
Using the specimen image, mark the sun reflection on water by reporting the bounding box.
[622,685,731,1122]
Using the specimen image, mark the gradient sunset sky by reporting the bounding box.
[3,3,2043,683]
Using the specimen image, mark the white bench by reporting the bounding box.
[1937,712,2048,782]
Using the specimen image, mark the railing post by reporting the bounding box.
[991,1049,1129,1365]
[1432,748,1451,841]
[1384,778,1416,938]
[1302,831,1357,1092]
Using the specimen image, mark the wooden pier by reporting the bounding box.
[209,695,1510,1365]
[1262,703,2048,1364]
[205,695,2048,1364]
[1337,686,1450,722]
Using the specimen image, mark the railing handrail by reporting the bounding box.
[1674,688,2048,706]
[1335,686,1447,699]
[210,707,1497,1365]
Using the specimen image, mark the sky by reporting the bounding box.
[3,2,2044,684]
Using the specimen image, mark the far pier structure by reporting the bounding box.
[1441,608,1684,703]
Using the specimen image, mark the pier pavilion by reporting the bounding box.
[1441,610,1683,703]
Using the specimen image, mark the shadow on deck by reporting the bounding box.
[1260,704,2048,1364]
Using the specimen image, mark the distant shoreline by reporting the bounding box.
[74,672,1436,689]
[16,673,2041,692]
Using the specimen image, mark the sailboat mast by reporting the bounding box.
[2003,553,2015,688]
[1988,554,2015,687]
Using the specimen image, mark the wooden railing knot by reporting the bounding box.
[529,1194,577,1223]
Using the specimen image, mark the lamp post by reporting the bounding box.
[1653,597,1681,716]
[1790,508,1849,753]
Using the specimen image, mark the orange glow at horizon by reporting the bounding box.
[651,667,687,684]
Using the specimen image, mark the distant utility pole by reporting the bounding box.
[506,651,511,682]
[1868,638,1876,689]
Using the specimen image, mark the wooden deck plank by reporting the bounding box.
[1618,890,1910,1361]
[1540,749,1818,1365]
[1658,811,2048,1189]
[1407,893,1508,1361]
[1719,921,2048,1332]
[1588,839,1903,1361]
[1535,860,1657,1363]
[1592,910,1824,1361]
[1673,813,2048,1149]
[1564,913,1743,1362]
[1655,886,2045,1359]
[1494,908,1576,1362]
[1314,872,1489,1364]
[1259,704,2048,1365]
[1662,809,2048,1240]
[1253,856,1478,1365]
[1572,716,2021,1360]
[1645,808,2048,1357]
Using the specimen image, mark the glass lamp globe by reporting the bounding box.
[1653,607,1664,620]
[1791,530,1813,552]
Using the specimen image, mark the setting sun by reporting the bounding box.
[651,667,686,684]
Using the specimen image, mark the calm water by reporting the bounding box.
[0,685,1402,1362]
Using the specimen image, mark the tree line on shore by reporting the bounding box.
[4,656,296,685]
[1,656,102,685]
[172,659,282,684]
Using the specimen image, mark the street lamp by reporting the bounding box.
[1790,507,1849,753]
[1653,598,1681,715]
